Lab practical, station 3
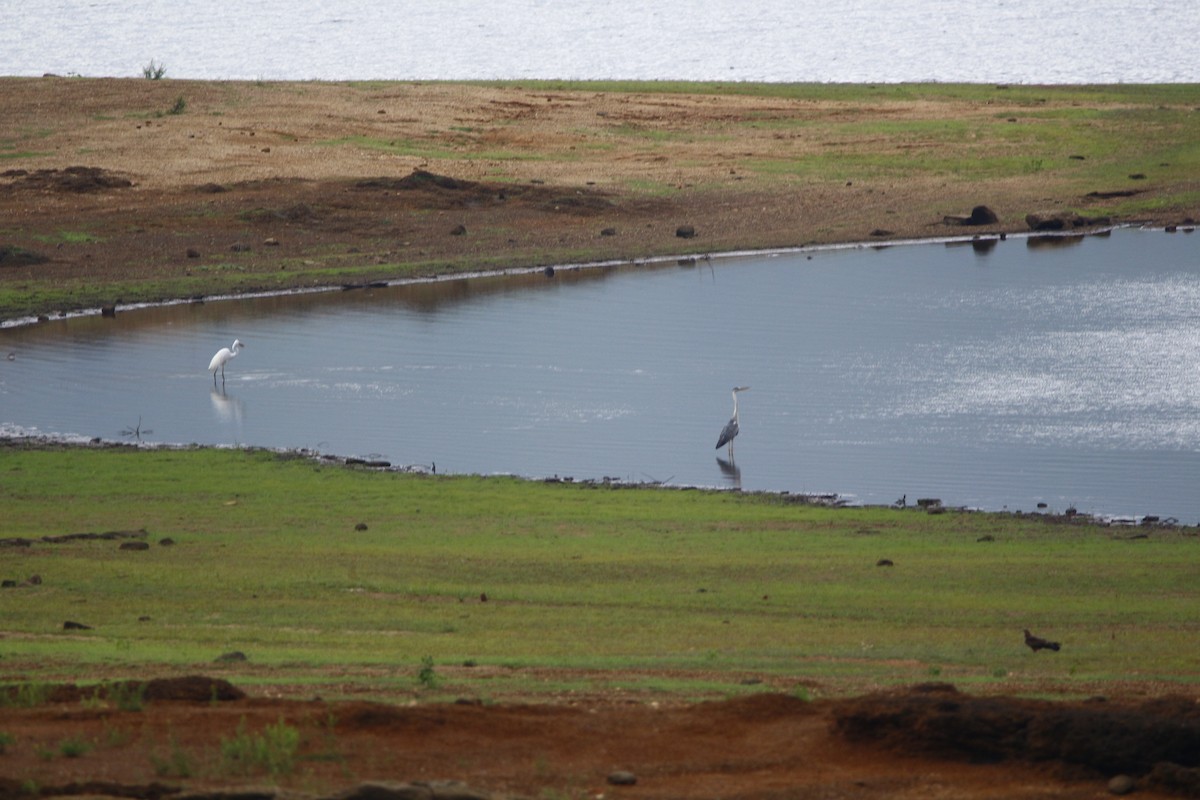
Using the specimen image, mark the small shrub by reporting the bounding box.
[141,60,166,80]
[107,681,146,712]
[417,655,439,689]
[1,683,51,708]
[59,737,92,758]
[0,731,15,753]
[150,734,193,778]
[167,96,186,115]
[220,717,300,777]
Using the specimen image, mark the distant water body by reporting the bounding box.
[3,0,1198,84]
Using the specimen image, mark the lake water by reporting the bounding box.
[3,228,1200,522]
[2,0,1198,84]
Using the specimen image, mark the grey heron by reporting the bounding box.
[715,386,750,455]
[208,339,245,385]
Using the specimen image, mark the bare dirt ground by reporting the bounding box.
[1,78,1195,320]
[2,677,1198,800]
[3,79,1199,798]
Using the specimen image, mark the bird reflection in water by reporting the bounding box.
[715,455,741,490]
[210,386,245,426]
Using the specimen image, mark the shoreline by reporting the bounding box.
[1,223,1135,329]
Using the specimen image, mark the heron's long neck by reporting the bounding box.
[731,391,740,420]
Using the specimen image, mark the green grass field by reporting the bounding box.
[1,445,1196,701]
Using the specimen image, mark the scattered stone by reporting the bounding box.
[1107,774,1136,795]
[230,242,251,252]
[63,620,92,630]
[607,771,638,786]
[159,537,175,546]
[450,224,467,236]
[1,580,17,588]
[943,205,999,226]
[355,522,368,531]
[119,541,151,551]
[916,498,942,509]
[263,237,279,246]
[215,650,248,663]
[196,182,227,193]
[186,248,201,259]
[101,305,117,317]
[25,574,42,585]
[869,228,894,237]
[876,559,894,567]
[675,225,696,238]
[600,227,617,236]
[977,534,995,542]
[544,266,555,277]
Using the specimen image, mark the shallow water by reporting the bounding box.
[2,0,1197,83]
[3,228,1200,521]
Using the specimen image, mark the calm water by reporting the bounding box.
[3,228,1200,522]
[2,0,1198,83]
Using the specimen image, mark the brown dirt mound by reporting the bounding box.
[835,683,1200,787]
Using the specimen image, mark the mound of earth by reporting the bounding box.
[1,679,1197,799]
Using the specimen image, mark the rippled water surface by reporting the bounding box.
[3,229,1200,521]
[3,0,1198,83]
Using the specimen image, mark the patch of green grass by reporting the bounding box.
[0,150,51,160]
[220,718,301,777]
[58,737,92,758]
[1,683,52,708]
[150,733,194,778]
[1,445,1198,699]
[28,230,102,245]
[317,134,544,163]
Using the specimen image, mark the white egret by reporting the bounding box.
[208,339,245,385]
[715,386,750,456]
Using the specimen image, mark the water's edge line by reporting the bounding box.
[1,225,1138,330]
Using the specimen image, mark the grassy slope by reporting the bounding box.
[2,81,1199,320]
[1,445,1196,700]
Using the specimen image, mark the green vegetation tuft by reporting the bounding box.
[0,683,52,708]
[141,60,167,80]
[220,718,301,777]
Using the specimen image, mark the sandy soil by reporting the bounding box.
[1,78,1195,320]
[3,79,1199,798]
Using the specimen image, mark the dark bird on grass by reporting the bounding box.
[715,386,750,456]
[1024,629,1061,652]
